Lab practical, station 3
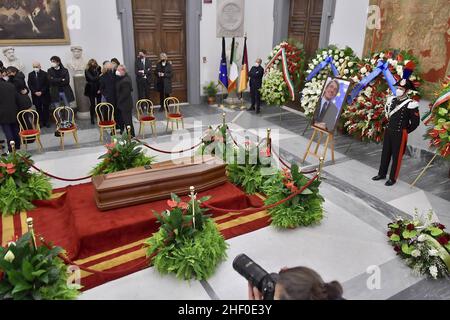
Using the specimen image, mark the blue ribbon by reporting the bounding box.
[306,56,339,82]
[346,60,397,105]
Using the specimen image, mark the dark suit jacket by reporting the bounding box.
[28,69,50,106]
[115,74,134,112]
[84,66,102,97]
[99,70,117,106]
[313,98,339,132]
[0,80,19,124]
[47,65,75,104]
[135,57,152,83]
[155,62,173,94]
[249,65,264,89]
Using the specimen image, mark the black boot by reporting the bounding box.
[385,179,396,186]
[372,175,386,181]
[248,106,255,111]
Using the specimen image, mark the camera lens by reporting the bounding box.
[232,254,270,291]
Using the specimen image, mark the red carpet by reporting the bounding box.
[1,182,270,291]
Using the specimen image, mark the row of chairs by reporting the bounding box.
[16,97,184,151]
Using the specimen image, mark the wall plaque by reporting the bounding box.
[216,0,245,38]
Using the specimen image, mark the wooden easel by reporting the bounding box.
[302,126,335,163]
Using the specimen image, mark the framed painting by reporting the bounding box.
[0,0,70,45]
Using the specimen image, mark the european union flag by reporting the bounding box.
[219,37,228,89]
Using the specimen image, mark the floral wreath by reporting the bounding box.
[301,45,360,117]
[341,50,423,143]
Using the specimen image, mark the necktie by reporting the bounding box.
[319,102,328,121]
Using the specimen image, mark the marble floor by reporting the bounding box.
[6,104,449,300]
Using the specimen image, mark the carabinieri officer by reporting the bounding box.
[372,64,420,186]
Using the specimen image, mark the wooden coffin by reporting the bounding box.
[92,155,227,211]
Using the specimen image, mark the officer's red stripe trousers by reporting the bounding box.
[395,129,408,180]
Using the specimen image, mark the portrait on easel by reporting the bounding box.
[312,77,352,133]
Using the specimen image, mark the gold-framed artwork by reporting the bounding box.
[0,0,70,46]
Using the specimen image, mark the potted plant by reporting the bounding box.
[203,81,218,105]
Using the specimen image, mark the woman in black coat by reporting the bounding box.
[115,65,135,137]
[47,56,75,108]
[84,59,102,124]
[6,66,32,111]
[154,53,173,112]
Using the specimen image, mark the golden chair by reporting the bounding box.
[17,109,43,152]
[53,107,79,150]
[95,103,117,141]
[136,99,157,138]
[164,97,184,132]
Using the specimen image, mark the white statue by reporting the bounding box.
[67,46,86,76]
[2,47,24,72]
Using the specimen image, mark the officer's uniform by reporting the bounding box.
[377,96,420,182]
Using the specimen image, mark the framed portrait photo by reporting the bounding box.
[312,76,353,133]
[0,0,70,46]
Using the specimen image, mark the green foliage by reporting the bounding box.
[91,132,156,176]
[0,233,80,300]
[203,81,218,97]
[146,219,228,281]
[198,124,233,162]
[0,152,52,216]
[262,164,324,229]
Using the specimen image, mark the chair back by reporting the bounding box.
[17,110,40,133]
[53,107,76,130]
[136,99,155,120]
[95,103,115,123]
[164,97,181,117]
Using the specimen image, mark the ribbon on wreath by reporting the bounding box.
[422,90,450,122]
[265,47,295,101]
[346,60,397,105]
[305,56,339,82]
[424,234,450,272]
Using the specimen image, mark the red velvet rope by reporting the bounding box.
[135,137,203,154]
[202,174,319,214]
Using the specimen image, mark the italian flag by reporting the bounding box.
[228,37,239,93]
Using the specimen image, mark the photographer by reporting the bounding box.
[234,254,344,300]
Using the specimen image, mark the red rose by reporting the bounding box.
[387,231,393,237]
[394,245,401,253]
[437,224,446,230]
[406,224,415,231]
[438,236,449,245]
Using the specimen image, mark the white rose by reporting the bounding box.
[4,250,15,263]
[334,55,339,60]
[340,52,345,57]
[348,62,354,67]
[308,63,314,69]
[429,249,439,257]
[371,59,376,65]
[417,234,426,242]
[391,60,398,67]
[411,250,421,258]
[339,58,344,63]
[410,75,416,81]
[328,50,333,54]
[344,69,349,75]
[379,53,385,59]
[361,67,367,74]
[313,59,318,64]
[429,265,438,279]
[352,76,359,82]
[335,62,340,67]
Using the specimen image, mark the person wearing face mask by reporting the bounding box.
[84,59,102,124]
[155,53,173,112]
[115,65,135,137]
[6,66,32,111]
[47,56,75,110]
[248,58,264,114]
[28,62,51,128]
[135,50,152,100]
[372,62,420,186]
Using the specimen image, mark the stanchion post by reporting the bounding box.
[190,186,196,230]
[222,112,226,127]
[27,217,38,251]
[266,128,272,154]
[318,157,325,180]
[127,126,131,142]
[10,141,15,156]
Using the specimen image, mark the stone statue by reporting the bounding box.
[67,46,86,76]
[2,47,24,72]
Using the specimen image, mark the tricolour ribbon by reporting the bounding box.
[421,90,450,122]
[346,60,397,105]
[305,56,339,82]
[265,47,295,101]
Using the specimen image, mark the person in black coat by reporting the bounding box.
[47,56,75,108]
[84,59,102,124]
[248,58,264,114]
[115,65,135,137]
[135,50,152,100]
[6,66,32,111]
[155,53,173,112]
[0,78,21,152]
[28,61,51,127]
[99,61,120,128]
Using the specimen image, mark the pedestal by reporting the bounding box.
[73,75,91,120]
[224,91,241,109]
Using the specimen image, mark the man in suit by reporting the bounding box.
[155,53,173,112]
[0,75,21,152]
[248,58,264,114]
[115,65,135,137]
[28,61,50,127]
[313,79,340,132]
[135,50,152,100]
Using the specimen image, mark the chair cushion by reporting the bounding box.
[20,129,39,136]
[140,116,155,122]
[168,113,182,118]
[99,121,116,126]
[60,124,76,131]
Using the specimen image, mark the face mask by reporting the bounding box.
[2,76,9,81]
[162,61,166,66]
[395,88,406,97]
[33,68,40,73]
[255,63,260,67]
[115,71,121,76]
